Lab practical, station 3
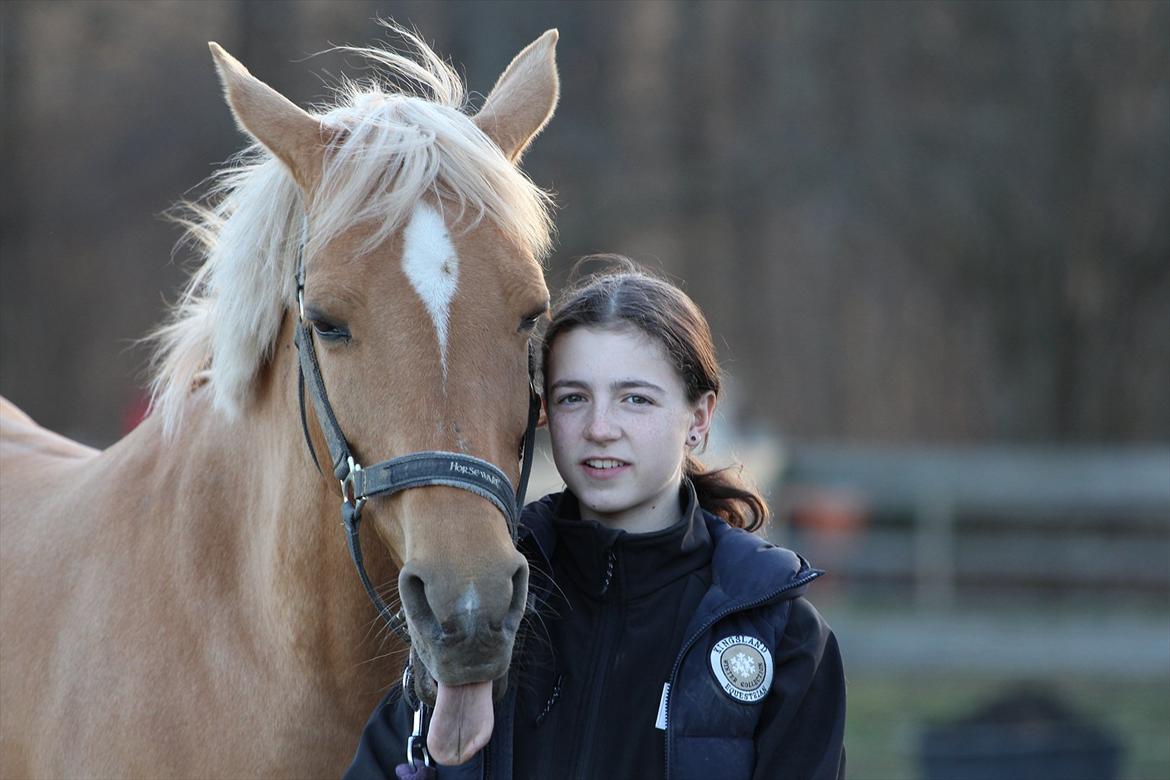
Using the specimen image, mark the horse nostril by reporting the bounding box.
[508,556,529,629]
[398,567,437,639]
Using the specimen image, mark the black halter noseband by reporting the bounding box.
[292,244,540,644]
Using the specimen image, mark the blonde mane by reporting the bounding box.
[149,29,554,434]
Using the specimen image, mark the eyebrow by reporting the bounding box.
[549,378,667,394]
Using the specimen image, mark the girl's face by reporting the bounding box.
[546,326,715,533]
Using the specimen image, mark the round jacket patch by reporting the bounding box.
[709,635,774,702]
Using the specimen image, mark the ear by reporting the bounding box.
[208,42,326,193]
[473,29,559,163]
[537,396,548,429]
[688,391,717,446]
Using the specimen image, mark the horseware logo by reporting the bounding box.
[709,635,773,703]
[448,460,501,488]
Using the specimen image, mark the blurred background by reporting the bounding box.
[1,1,1167,777]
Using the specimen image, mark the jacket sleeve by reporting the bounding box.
[751,597,847,780]
[343,684,414,780]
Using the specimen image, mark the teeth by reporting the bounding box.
[585,459,624,470]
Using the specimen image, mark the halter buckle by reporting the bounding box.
[340,455,365,511]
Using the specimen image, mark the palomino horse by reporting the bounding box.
[0,27,558,778]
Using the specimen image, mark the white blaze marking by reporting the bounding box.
[402,202,460,378]
[457,583,480,614]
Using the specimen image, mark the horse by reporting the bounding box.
[0,26,558,778]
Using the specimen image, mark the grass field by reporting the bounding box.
[844,671,1170,780]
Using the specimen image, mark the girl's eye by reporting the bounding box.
[625,395,652,406]
[555,393,585,405]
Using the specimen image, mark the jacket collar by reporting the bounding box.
[519,481,820,611]
[544,483,712,600]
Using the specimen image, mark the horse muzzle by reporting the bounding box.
[398,555,529,690]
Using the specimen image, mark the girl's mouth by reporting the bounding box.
[582,458,630,479]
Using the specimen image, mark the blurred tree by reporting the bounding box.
[1,0,1166,446]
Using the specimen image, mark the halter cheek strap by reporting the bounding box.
[293,268,541,644]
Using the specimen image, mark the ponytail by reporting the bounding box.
[685,455,769,533]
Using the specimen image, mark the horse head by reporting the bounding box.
[200,30,558,764]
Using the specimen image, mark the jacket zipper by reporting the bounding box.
[574,547,620,779]
[599,548,616,595]
[534,674,564,728]
[662,570,822,778]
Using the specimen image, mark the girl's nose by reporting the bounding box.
[584,408,620,442]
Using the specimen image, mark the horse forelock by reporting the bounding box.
[148,34,554,437]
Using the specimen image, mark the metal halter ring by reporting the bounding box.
[340,455,365,511]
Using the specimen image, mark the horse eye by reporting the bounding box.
[518,305,548,333]
[312,320,351,342]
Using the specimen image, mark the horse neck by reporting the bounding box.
[177,312,401,686]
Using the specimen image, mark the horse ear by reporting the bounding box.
[473,29,559,163]
[208,42,324,192]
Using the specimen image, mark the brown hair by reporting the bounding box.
[541,256,769,532]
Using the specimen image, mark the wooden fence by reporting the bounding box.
[773,445,1170,610]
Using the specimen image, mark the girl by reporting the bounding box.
[346,260,846,779]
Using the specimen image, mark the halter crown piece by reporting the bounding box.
[292,214,540,644]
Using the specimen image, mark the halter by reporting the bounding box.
[292,220,540,645]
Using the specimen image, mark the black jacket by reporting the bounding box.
[345,483,846,779]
